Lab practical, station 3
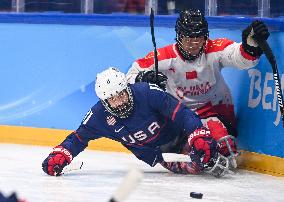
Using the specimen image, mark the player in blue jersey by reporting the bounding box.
[42,67,230,177]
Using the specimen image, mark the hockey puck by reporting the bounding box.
[190,192,203,199]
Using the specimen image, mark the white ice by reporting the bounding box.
[1,143,284,202]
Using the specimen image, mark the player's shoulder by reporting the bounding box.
[136,44,177,68]
[81,102,106,125]
[131,82,163,93]
[88,101,106,117]
[205,38,235,54]
[130,82,150,93]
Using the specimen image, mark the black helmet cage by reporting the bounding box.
[175,9,209,60]
[102,85,134,119]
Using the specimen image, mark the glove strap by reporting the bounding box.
[51,146,73,164]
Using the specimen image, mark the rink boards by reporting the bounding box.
[1,125,284,177]
[0,14,283,176]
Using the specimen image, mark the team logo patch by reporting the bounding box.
[186,71,197,80]
[106,116,116,125]
[145,50,160,59]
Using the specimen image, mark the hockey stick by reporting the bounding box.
[109,168,143,202]
[162,153,191,162]
[62,161,83,174]
[54,161,84,176]
[163,153,235,177]
[150,8,159,81]
[255,39,284,127]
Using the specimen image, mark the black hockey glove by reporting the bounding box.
[242,20,270,57]
[135,71,168,91]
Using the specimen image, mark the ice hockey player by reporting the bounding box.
[0,191,25,202]
[42,67,230,177]
[126,9,270,169]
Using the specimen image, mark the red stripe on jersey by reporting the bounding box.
[196,102,236,127]
[186,71,197,80]
[205,38,234,54]
[74,131,84,143]
[239,44,258,61]
[136,44,177,69]
[171,101,182,121]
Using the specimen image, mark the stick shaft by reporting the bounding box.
[257,40,284,127]
[150,8,159,80]
[162,153,191,162]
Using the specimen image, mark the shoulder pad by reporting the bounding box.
[136,44,177,68]
[205,38,234,54]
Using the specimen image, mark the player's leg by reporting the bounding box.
[201,117,238,169]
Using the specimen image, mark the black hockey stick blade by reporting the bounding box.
[257,39,284,127]
[150,8,159,81]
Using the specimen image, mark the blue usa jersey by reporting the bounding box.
[59,82,202,166]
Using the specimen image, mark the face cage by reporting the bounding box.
[102,86,134,119]
[176,32,208,61]
[218,135,238,169]
[204,153,231,178]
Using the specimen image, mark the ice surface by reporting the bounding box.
[0,143,284,202]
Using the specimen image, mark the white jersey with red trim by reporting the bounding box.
[126,38,259,122]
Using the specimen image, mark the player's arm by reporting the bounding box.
[128,63,168,91]
[126,62,149,84]
[127,47,172,90]
[126,50,168,87]
[219,21,269,70]
[42,108,102,176]
[147,83,202,134]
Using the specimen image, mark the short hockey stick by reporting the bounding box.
[162,153,191,162]
[163,153,235,176]
[54,161,84,176]
[256,39,284,127]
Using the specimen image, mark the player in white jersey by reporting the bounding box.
[126,9,270,169]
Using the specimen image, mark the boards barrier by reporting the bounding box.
[0,13,283,176]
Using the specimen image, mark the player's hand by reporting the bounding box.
[188,128,218,169]
[135,71,168,91]
[251,20,270,42]
[242,20,270,57]
[42,146,73,176]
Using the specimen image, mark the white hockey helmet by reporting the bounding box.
[95,67,134,118]
[95,67,128,100]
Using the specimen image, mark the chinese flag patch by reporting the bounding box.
[186,71,197,80]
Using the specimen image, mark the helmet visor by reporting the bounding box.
[103,87,134,118]
[178,36,206,57]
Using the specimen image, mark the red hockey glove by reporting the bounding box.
[42,146,73,176]
[188,128,218,167]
